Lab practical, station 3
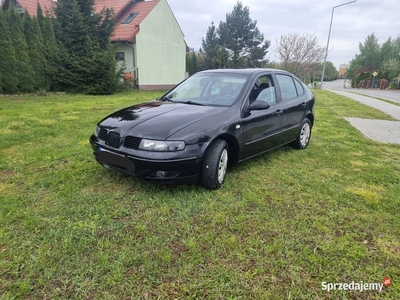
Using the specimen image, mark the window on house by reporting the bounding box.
[121,12,138,24]
[115,52,125,61]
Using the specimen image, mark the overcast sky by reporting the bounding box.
[167,0,400,70]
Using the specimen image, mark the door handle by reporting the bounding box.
[301,102,307,108]
[275,109,283,116]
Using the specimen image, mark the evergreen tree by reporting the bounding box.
[23,13,47,90]
[5,3,35,92]
[186,52,192,75]
[36,3,44,31]
[195,50,207,72]
[213,47,229,69]
[37,6,60,91]
[0,8,18,93]
[191,52,198,74]
[201,22,219,69]
[217,1,270,68]
[53,0,119,94]
[201,2,270,69]
[186,52,198,75]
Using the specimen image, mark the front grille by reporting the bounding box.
[98,128,108,141]
[107,131,121,148]
[123,136,142,149]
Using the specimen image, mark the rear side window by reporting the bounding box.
[276,74,297,101]
[294,79,304,95]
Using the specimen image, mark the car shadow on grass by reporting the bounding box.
[94,144,295,195]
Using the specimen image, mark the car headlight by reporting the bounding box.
[94,125,101,137]
[139,139,185,151]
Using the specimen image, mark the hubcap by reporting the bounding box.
[300,123,310,147]
[218,149,228,184]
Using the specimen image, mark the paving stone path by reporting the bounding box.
[327,89,400,145]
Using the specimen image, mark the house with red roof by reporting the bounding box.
[3,0,186,90]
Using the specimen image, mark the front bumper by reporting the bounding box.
[89,135,206,184]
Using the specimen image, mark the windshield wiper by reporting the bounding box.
[159,95,175,102]
[179,101,205,106]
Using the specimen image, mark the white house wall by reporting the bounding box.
[135,0,186,90]
[118,42,136,73]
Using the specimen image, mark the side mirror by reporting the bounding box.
[249,100,270,111]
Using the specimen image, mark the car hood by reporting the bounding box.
[99,100,228,140]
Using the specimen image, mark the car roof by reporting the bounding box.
[198,68,289,76]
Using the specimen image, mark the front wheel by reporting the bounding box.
[291,118,312,149]
[200,140,228,190]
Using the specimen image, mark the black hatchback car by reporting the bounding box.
[90,69,315,189]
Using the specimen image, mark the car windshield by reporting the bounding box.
[162,73,249,107]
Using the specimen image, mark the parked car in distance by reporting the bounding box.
[89,69,315,190]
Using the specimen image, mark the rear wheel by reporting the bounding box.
[200,140,228,190]
[291,118,312,149]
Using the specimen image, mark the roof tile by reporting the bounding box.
[13,0,160,41]
[16,0,55,15]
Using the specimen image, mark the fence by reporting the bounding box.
[357,79,400,90]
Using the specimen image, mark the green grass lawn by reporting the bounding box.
[1,90,399,299]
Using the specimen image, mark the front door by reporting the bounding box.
[242,74,284,159]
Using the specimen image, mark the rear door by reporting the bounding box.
[274,73,308,142]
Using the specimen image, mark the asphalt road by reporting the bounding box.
[321,79,400,104]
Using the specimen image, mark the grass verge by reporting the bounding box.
[345,90,400,107]
[1,90,399,299]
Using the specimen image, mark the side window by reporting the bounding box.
[294,79,304,96]
[276,74,297,101]
[250,75,277,105]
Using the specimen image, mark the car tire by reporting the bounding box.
[200,140,229,190]
[291,118,312,150]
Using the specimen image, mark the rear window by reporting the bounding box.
[294,79,304,96]
[276,74,297,101]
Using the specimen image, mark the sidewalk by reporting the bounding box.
[327,89,400,144]
[327,90,400,120]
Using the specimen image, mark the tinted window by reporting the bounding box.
[276,74,297,101]
[294,79,304,95]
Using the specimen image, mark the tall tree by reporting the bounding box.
[357,33,380,70]
[275,32,325,81]
[5,3,35,92]
[347,33,400,83]
[201,22,219,69]
[0,8,18,93]
[37,7,59,90]
[23,13,47,90]
[379,36,400,79]
[37,9,60,90]
[218,1,270,68]
[53,0,119,94]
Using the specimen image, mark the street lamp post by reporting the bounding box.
[320,0,357,88]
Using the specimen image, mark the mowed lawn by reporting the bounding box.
[1,90,399,299]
